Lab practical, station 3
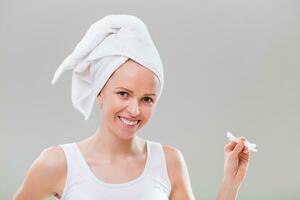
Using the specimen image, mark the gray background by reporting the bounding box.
[1,0,299,199]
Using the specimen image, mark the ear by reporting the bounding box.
[96,92,103,104]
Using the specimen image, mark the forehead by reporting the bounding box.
[107,59,160,93]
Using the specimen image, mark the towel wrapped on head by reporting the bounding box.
[51,15,164,120]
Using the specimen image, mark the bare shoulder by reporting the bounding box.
[34,146,66,168]
[163,145,184,165]
[162,145,195,200]
[37,146,67,179]
[162,145,186,179]
[14,146,67,200]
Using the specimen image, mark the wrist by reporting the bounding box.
[221,177,241,190]
[216,180,240,200]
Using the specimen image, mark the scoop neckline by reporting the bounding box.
[73,140,150,188]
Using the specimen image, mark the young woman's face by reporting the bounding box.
[96,59,160,140]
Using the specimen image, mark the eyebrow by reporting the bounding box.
[115,87,156,96]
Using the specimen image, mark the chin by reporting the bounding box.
[112,127,138,140]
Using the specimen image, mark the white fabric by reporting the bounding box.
[226,131,258,152]
[51,15,164,120]
[58,140,171,200]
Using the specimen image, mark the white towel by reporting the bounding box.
[51,15,164,120]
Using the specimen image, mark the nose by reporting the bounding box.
[127,98,140,117]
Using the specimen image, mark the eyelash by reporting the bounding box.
[117,91,154,103]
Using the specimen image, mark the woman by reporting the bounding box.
[14,15,250,200]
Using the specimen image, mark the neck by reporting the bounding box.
[86,121,145,157]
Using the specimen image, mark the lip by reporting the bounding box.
[118,116,141,128]
[118,116,140,121]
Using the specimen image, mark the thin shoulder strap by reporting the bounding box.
[147,141,171,192]
[59,143,91,182]
[59,143,80,173]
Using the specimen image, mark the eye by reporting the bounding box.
[117,91,129,97]
[143,97,154,104]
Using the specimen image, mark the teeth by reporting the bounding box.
[119,117,139,126]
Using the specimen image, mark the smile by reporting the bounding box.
[118,116,140,126]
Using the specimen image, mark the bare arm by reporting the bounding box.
[13,146,67,200]
[164,136,250,200]
[216,137,251,200]
[164,145,195,200]
[216,179,240,200]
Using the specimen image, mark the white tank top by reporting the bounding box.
[58,140,171,200]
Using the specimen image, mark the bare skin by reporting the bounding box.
[14,59,250,200]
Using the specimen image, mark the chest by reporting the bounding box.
[63,176,170,200]
[86,154,147,184]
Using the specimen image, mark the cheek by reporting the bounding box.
[141,106,154,120]
[105,96,127,116]
[136,107,153,129]
[113,98,127,110]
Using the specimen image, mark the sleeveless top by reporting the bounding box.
[58,140,171,200]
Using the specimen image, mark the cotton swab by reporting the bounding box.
[226,131,258,152]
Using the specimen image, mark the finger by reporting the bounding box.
[232,137,246,156]
[236,157,249,178]
[239,151,250,175]
[224,141,237,152]
[240,148,250,161]
[240,136,246,140]
[242,146,249,154]
[239,143,251,162]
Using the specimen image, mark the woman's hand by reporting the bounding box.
[222,136,251,189]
